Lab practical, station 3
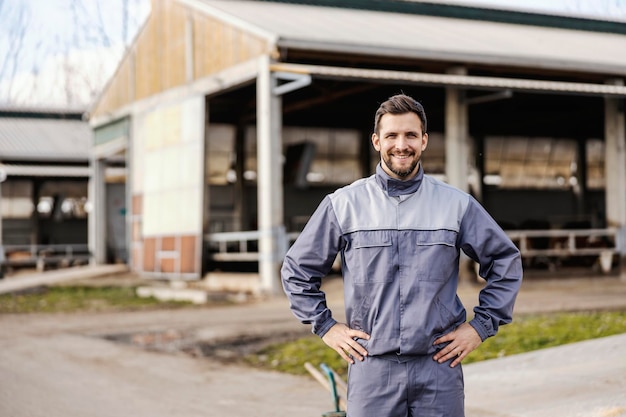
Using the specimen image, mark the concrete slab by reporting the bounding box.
[0,264,129,295]
[465,333,626,417]
[136,285,209,304]
[201,272,263,295]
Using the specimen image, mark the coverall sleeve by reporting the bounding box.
[281,196,344,338]
[458,197,523,341]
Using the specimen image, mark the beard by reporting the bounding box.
[382,153,420,178]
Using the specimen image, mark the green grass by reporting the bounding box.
[0,285,195,314]
[468,311,626,362]
[246,311,626,378]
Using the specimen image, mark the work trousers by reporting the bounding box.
[346,354,464,417]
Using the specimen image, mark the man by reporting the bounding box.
[281,94,522,417]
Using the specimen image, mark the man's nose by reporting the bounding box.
[395,135,410,150]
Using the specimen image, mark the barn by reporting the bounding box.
[89,0,626,292]
[0,107,95,275]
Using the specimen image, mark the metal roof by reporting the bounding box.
[187,0,626,76]
[248,0,626,31]
[0,163,90,178]
[0,116,92,162]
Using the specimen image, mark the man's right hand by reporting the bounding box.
[322,323,370,364]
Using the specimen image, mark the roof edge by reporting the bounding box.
[177,0,280,44]
[254,0,626,35]
[0,107,86,119]
[270,62,626,97]
[278,39,626,77]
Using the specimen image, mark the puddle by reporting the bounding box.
[102,329,304,363]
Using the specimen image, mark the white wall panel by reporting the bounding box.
[137,96,205,236]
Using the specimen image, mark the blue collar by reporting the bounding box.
[375,163,424,197]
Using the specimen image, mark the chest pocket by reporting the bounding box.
[415,229,457,246]
[348,230,394,283]
[415,229,458,281]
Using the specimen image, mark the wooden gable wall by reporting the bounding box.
[92,0,271,119]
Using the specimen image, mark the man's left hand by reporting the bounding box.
[432,322,482,368]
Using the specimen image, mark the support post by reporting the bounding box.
[445,67,469,192]
[30,180,42,246]
[473,135,485,203]
[256,55,284,295]
[360,128,373,177]
[445,68,474,282]
[0,177,4,278]
[89,158,107,264]
[0,177,3,248]
[576,138,588,220]
[604,78,626,278]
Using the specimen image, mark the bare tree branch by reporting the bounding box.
[94,0,112,47]
[1,4,30,100]
[1,0,147,107]
[122,0,129,45]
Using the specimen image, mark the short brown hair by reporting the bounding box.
[374,94,427,135]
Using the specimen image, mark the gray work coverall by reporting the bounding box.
[281,164,523,417]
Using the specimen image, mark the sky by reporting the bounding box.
[0,0,150,109]
[0,0,150,72]
[0,0,625,109]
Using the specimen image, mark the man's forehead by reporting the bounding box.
[379,112,424,132]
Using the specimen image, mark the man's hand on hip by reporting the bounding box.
[322,323,370,364]
[432,322,482,368]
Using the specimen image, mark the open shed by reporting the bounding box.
[89,0,626,292]
[0,108,96,274]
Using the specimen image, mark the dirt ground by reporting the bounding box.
[1,270,626,417]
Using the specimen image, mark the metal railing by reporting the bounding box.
[205,229,298,262]
[0,244,92,272]
[506,228,619,257]
[206,228,622,267]
[205,230,266,262]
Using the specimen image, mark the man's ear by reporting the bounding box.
[372,133,381,151]
[421,132,429,152]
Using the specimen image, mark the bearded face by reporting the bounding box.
[372,112,428,180]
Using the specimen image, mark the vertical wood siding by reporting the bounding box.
[92,0,271,119]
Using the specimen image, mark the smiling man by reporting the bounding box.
[374,102,427,179]
[282,93,523,417]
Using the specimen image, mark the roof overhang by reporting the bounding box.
[270,62,626,97]
[192,0,626,77]
[0,164,90,178]
[277,39,626,77]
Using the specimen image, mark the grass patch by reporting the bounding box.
[246,310,626,378]
[0,285,195,314]
[469,310,626,362]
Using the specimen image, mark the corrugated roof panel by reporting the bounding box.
[196,0,626,75]
[0,117,91,162]
[0,163,90,178]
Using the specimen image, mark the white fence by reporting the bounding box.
[507,228,619,256]
[0,244,92,274]
[205,230,298,262]
[506,228,620,273]
[206,227,623,273]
